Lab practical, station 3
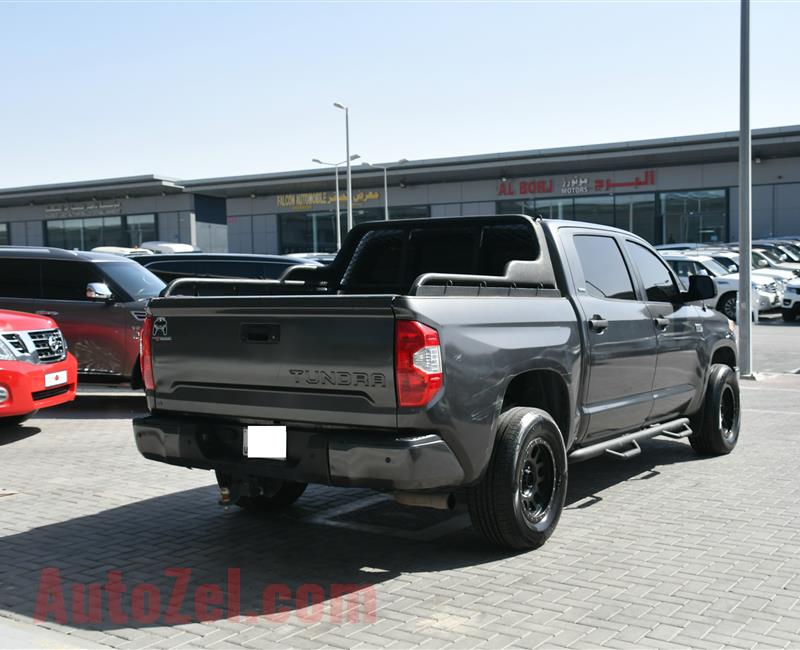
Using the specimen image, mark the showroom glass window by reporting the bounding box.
[614,193,658,243]
[496,200,537,216]
[126,214,157,246]
[280,211,336,254]
[573,235,636,300]
[0,223,8,245]
[46,214,156,249]
[661,189,727,245]
[573,195,615,227]
[389,205,430,220]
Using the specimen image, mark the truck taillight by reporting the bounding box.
[395,320,443,408]
[140,315,155,391]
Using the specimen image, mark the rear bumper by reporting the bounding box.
[133,415,465,491]
[0,355,78,418]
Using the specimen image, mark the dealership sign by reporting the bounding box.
[277,190,380,211]
[497,170,656,197]
[44,201,122,218]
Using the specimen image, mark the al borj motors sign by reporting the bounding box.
[497,170,656,197]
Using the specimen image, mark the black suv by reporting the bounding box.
[0,247,165,384]
[134,253,317,284]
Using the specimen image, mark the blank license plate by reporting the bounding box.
[244,425,287,459]
[44,371,68,388]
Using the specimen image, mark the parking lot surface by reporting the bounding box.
[1,373,799,648]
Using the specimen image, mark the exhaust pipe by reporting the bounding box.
[394,491,456,511]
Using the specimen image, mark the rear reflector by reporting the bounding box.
[140,315,155,391]
[395,320,443,408]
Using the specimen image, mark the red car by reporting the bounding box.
[0,310,77,425]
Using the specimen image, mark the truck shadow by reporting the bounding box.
[34,395,147,420]
[0,438,704,633]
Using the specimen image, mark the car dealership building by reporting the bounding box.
[1,125,799,254]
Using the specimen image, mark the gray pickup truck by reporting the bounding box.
[133,215,740,549]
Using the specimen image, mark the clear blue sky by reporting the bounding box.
[0,1,798,188]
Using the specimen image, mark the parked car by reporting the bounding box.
[139,241,202,254]
[752,240,800,263]
[782,278,800,322]
[753,247,800,275]
[0,309,77,425]
[133,253,318,285]
[660,252,781,320]
[0,247,165,386]
[702,249,796,289]
[134,215,739,550]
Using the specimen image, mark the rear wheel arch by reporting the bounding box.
[501,369,570,445]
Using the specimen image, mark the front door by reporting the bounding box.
[624,240,703,421]
[39,259,126,376]
[567,232,658,440]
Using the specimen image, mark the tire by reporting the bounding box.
[215,471,307,511]
[717,293,738,321]
[782,310,797,323]
[689,364,740,455]
[0,412,37,427]
[468,407,568,550]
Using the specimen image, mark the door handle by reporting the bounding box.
[654,317,670,331]
[36,310,59,317]
[588,316,609,332]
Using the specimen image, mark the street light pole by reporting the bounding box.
[334,102,353,233]
[363,163,389,220]
[738,0,753,376]
[312,154,360,251]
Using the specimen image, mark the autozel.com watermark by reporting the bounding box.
[34,568,376,625]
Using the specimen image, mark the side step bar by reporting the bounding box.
[568,418,692,463]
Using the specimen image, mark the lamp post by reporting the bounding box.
[312,154,360,251]
[362,158,409,222]
[363,162,390,220]
[738,0,753,376]
[333,102,353,233]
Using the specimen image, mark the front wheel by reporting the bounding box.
[689,364,740,455]
[468,407,567,550]
[782,309,797,323]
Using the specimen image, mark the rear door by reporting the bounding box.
[564,230,658,440]
[623,240,703,421]
[148,294,398,428]
[39,259,127,375]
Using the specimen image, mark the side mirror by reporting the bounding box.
[684,274,717,302]
[757,259,769,268]
[86,282,114,301]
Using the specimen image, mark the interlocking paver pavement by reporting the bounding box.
[1,377,799,649]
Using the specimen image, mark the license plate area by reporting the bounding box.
[44,371,68,388]
[244,425,287,459]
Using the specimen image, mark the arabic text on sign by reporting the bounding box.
[277,191,381,210]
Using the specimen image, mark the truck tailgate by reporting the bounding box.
[147,295,398,428]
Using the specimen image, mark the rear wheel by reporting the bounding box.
[215,471,307,511]
[717,293,738,321]
[689,364,740,455]
[782,309,797,323]
[0,412,37,427]
[468,407,567,550]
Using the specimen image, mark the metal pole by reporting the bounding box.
[344,108,353,233]
[738,0,753,376]
[383,166,389,220]
[334,164,341,250]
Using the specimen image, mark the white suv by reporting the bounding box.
[782,278,800,322]
[661,252,781,321]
